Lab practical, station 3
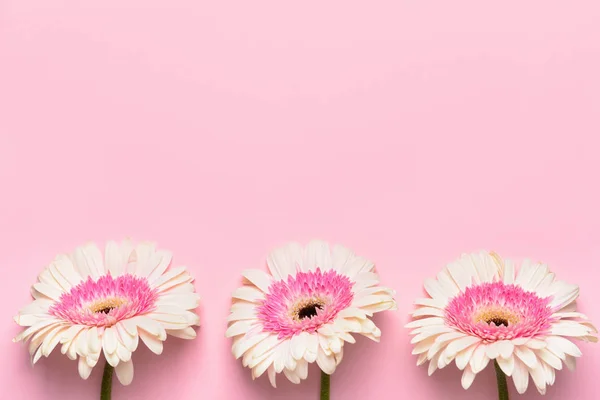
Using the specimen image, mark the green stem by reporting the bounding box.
[494,360,509,400]
[100,362,113,400]
[320,370,330,400]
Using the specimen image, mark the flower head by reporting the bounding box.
[407,251,597,395]
[14,241,200,385]
[226,240,397,387]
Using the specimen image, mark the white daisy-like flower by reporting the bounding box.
[407,251,597,395]
[226,240,397,388]
[13,240,200,386]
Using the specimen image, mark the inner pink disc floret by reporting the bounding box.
[444,281,554,341]
[49,274,158,327]
[257,268,354,339]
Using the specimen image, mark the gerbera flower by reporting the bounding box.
[407,251,597,398]
[13,240,200,399]
[226,240,396,399]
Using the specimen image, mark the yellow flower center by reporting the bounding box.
[89,297,127,314]
[473,308,519,327]
[290,297,325,321]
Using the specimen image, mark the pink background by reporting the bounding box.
[1,1,599,399]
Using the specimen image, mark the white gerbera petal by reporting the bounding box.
[446,261,472,291]
[512,358,530,394]
[515,346,538,369]
[14,240,200,386]
[115,359,134,385]
[304,240,332,272]
[496,354,515,376]
[546,336,582,357]
[116,343,132,362]
[266,243,300,279]
[73,243,105,279]
[48,264,72,292]
[407,251,597,396]
[502,259,516,284]
[330,244,355,271]
[241,269,273,293]
[103,326,118,355]
[283,367,301,384]
[446,336,481,359]
[139,329,164,355]
[53,254,83,287]
[228,241,396,386]
[32,283,63,301]
[340,255,375,279]
[104,240,125,277]
[78,356,93,380]
[316,350,336,375]
[461,365,477,389]
[87,327,101,353]
[530,360,548,394]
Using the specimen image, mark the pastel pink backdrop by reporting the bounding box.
[1,1,599,399]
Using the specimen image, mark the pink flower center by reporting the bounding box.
[444,282,554,342]
[49,274,158,327]
[257,268,354,339]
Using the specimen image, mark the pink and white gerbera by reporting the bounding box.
[13,240,200,385]
[226,240,397,387]
[407,251,597,395]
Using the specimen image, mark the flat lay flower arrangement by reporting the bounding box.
[12,241,596,399]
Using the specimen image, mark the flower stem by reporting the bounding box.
[494,360,509,400]
[100,362,113,400]
[320,370,330,400]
